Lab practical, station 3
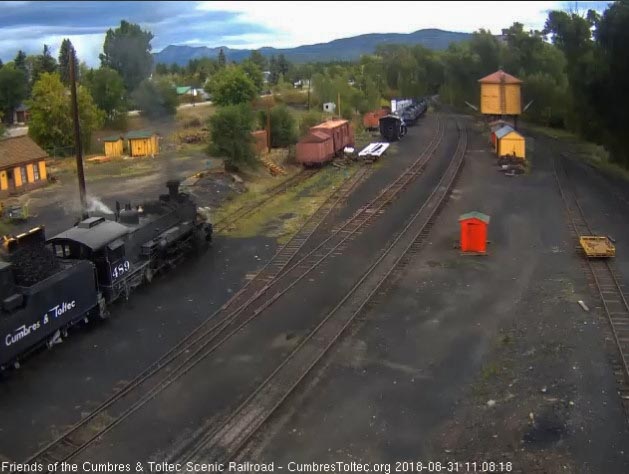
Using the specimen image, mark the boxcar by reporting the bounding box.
[296,131,335,166]
[310,120,355,155]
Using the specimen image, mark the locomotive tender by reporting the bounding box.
[0,180,212,371]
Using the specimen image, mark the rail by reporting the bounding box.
[553,155,629,402]
[173,121,467,462]
[25,116,447,467]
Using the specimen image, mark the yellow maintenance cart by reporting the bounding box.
[580,236,616,258]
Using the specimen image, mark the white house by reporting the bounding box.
[323,102,336,113]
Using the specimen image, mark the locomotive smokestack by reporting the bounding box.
[166,180,180,200]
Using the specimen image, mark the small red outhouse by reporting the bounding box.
[459,211,490,254]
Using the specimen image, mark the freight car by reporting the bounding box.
[400,98,428,125]
[379,115,407,142]
[297,119,355,166]
[0,181,212,371]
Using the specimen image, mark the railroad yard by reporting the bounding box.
[0,105,628,474]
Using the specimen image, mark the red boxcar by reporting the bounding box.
[296,131,334,166]
[310,119,354,155]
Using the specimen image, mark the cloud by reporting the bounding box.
[0,1,613,66]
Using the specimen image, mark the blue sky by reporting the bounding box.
[0,1,612,66]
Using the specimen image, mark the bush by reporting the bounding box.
[208,104,256,170]
[257,105,298,148]
[299,110,323,136]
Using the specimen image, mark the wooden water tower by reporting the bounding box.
[478,70,522,126]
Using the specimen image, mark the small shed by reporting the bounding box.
[478,70,522,116]
[489,120,510,147]
[459,211,490,254]
[495,126,525,159]
[126,131,159,157]
[323,102,336,113]
[0,135,48,196]
[296,131,334,166]
[12,104,30,124]
[103,135,124,158]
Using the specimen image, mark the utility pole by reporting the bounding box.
[307,74,311,111]
[69,46,88,219]
[266,103,272,153]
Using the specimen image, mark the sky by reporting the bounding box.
[0,1,612,66]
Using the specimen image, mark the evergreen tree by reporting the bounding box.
[218,48,226,68]
[58,38,78,86]
[14,50,27,73]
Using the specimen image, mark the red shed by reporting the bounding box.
[363,109,388,130]
[311,119,354,154]
[296,131,334,166]
[459,211,490,254]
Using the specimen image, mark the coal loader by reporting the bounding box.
[0,181,212,371]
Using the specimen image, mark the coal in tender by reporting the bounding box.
[8,243,60,287]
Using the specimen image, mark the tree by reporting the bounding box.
[258,105,298,147]
[218,48,226,68]
[83,67,128,125]
[30,45,58,87]
[58,38,78,86]
[27,72,104,152]
[240,59,264,92]
[0,59,3,69]
[249,50,267,70]
[208,104,256,170]
[589,0,629,165]
[269,55,279,85]
[155,63,169,75]
[0,64,28,124]
[206,66,257,106]
[100,20,154,92]
[277,54,290,77]
[14,50,27,74]
[131,78,178,119]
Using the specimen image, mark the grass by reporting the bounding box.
[526,123,629,181]
[215,164,356,244]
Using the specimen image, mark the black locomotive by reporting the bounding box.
[0,181,212,371]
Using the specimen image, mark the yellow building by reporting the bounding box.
[495,126,525,159]
[126,131,159,157]
[103,135,124,157]
[0,135,48,196]
[479,70,522,116]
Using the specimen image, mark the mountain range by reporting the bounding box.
[154,28,471,66]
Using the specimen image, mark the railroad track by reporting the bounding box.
[213,168,318,232]
[172,121,468,463]
[23,162,366,468]
[25,116,446,467]
[553,155,629,414]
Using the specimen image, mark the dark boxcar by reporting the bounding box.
[0,259,99,368]
[296,131,335,166]
[379,115,407,142]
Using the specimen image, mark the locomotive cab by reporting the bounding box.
[48,217,134,301]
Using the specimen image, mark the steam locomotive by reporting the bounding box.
[0,181,212,371]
